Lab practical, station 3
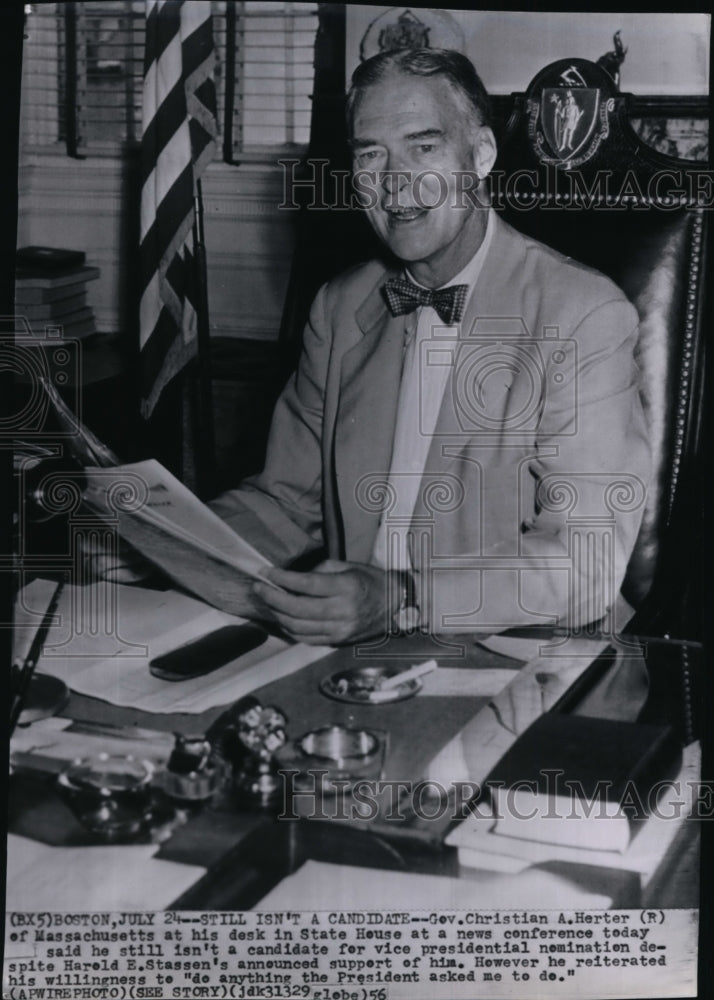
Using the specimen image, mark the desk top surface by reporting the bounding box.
[8,585,703,913]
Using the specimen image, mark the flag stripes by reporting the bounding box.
[139,0,217,418]
[139,82,188,185]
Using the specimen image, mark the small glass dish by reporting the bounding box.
[320,664,422,704]
[57,753,155,841]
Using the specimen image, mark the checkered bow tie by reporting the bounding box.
[383,277,469,325]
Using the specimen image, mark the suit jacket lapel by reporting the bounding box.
[419,215,527,443]
[414,216,530,543]
[335,271,406,562]
[332,217,530,565]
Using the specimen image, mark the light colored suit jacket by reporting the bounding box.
[213,213,651,631]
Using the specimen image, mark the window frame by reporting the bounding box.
[19,0,318,164]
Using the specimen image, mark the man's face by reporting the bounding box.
[350,72,496,287]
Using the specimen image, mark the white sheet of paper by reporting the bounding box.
[420,667,518,697]
[14,579,331,713]
[253,859,611,911]
[82,460,273,616]
[6,834,205,912]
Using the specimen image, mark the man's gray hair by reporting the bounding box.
[346,48,493,133]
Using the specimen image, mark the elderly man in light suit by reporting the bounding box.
[212,48,650,646]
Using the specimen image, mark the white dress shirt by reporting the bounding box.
[372,209,495,571]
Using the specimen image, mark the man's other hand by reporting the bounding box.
[253,559,391,645]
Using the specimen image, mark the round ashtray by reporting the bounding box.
[275,725,386,792]
[320,665,423,704]
[299,725,379,769]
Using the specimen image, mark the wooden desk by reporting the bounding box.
[8,628,702,912]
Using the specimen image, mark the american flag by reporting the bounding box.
[139,0,217,418]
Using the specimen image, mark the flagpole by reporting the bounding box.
[191,178,216,499]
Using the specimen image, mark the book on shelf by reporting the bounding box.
[56,314,97,340]
[15,251,100,338]
[15,265,100,292]
[15,280,96,306]
[16,246,86,272]
[82,459,275,617]
[17,292,87,321]
[41,306,93,328]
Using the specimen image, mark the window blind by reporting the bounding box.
[236,1,317,148]
[20,0,318,157]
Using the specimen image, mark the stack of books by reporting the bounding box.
[15,246,100,339]
[445,713,696,893]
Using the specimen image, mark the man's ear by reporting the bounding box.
[473,126,497,180]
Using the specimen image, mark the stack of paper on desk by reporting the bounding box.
[484,712,682,854]
[14,579,331,713]
[6,834,205,911]
[254,859,612,911]
[446,742,700,886]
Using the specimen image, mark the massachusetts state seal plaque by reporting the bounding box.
[526,61,616,170]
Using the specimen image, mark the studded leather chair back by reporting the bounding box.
[496,60,708,638]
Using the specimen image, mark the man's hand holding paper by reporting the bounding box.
[254,559,392,645]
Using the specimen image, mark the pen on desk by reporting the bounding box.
[9,579,64,736]
[379,659,438,691]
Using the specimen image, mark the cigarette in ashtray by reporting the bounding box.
[378,659,438,691]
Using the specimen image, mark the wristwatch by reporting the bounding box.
[392,569,420,633]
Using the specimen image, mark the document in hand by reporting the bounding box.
[82,459,272,616]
